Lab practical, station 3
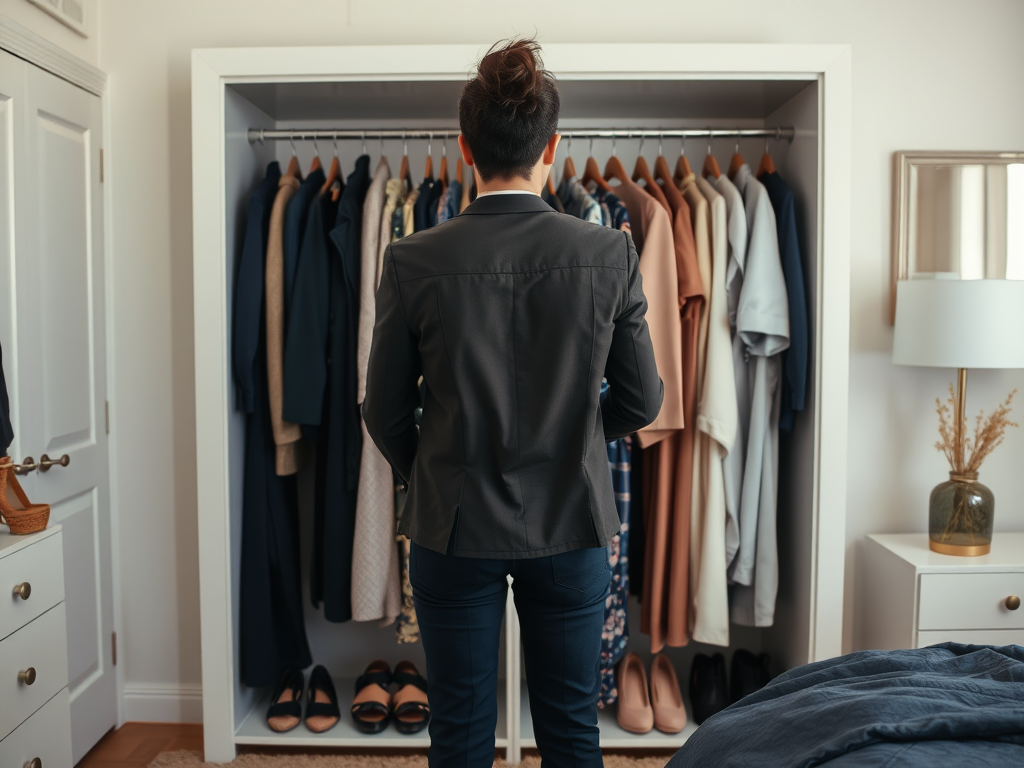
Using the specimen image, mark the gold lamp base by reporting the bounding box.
[929,539,991,557]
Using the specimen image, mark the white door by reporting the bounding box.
[0,50,116,763]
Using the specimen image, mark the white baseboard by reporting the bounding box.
[123,683,203,723]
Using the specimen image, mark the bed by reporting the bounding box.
[667,643,1024,767]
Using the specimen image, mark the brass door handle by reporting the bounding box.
[39,453,70,472]
[1007,595,1021,611]
[24,759,42,768]
[13,457,38,475]
[13,582,31,600]
[18,667,36,685]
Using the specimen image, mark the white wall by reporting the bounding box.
[95,0,1024,716]
[0,0,98,64]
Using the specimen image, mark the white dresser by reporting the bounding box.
[863,533,1024,650]
[0,526,72,768]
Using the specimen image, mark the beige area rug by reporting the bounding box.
[150,751,671,767]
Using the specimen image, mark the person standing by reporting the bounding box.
[363,38,663,767]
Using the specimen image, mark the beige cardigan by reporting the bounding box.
[351,158,402,625]
[265,175,302,475]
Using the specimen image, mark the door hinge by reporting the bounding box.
[112,631,117,666]
[105,400,110,435]
[100,148,104,183]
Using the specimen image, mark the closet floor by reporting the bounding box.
[79,723,204,768]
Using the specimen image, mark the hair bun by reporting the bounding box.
[477,39,546,114]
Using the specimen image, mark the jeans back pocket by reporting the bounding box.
[551,546,610,592]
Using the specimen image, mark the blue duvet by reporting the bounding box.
[668,644,1024,768]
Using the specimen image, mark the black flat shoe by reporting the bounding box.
[689,653,729,725]
[305,664,341,733]
[392,660,430,735]
[730,649,771,703]
[351,660,393,734]
[266,667,304,733]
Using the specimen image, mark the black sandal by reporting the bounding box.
[305,664,340,733]
[266,667,304,733]
[351,660,393,734]
[392,660,430,735]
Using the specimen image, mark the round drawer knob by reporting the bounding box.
[1007,595,1021,611]
[25,758,42,768]
[13,582,31,600]
[18,667,36,686]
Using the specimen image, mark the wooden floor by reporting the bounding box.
[79,723,204,768]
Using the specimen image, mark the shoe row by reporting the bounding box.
[266,660,431,735]
[690,649,771,725]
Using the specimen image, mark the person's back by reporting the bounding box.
[371,196,660,557]
[362,37,662,768]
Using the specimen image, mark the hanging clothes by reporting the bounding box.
[414,176,442,231]
[627,442,645,598]
[0,338,12,455]
[402,188,419,237]
[352,158,403,626]
[662,178,702,649]
[608,177,684,448]
[760,172,808,433]
[541,185,565,214]
[689,175,738,647]
[591,187,630,231]
[381,178,407,250]
[598,436,631,708]
[728,164,789,629]
[605,176,682,654]
[282,169,324,321]
[713,171,749,569]
[557,174,603,224]
[436,179,462,224]
[265,173,303,476]
[235,162,312,687]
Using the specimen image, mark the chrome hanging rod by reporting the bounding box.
[247,126,795,145]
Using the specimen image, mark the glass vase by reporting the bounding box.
[928,471,994,556]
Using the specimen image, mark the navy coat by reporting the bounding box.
[233,162,312,687]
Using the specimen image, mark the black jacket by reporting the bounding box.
[363,193,662,558]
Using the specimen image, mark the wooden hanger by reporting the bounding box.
[307,135,322,174]
[585,155,613,192]
[423,135,434,182]
[702,135,721,179]
[320,136,342,197]
[439,151,449,189]
[284,132,301,179]
[727,138,744,179]
[673,137,693,184]
[756,136,776,177]
[562,133,577,181]
[633,136,669,210]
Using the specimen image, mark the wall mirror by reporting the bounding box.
[891,151,1024,322]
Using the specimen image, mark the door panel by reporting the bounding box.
[37,111,95,453]
[16,58,115,763]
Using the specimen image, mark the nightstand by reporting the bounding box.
[863,533,1024,650]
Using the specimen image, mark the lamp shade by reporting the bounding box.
[893,278,1024,368]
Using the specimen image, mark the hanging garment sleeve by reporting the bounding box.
[363,246,423,484]
[282,197,331,426]
[602,232,664,441]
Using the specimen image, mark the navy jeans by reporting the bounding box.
[410,541,609,768]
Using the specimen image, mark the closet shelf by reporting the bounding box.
[234,677,509,749]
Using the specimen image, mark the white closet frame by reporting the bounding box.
[191,42,851,764]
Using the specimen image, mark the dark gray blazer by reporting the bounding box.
[363,193,662,558]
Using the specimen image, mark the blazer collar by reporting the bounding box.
[462,193,556,216]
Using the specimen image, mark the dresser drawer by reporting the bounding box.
[0,532,65,641]
[0,688,72,768]
[918,572,1024,630]
[0,604,69,740]
[917,628,1024,648]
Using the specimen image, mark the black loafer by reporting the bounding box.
[730,649,771,703]
[305,664,341,733]
[266,667,304,733]
[689,653,729,725]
